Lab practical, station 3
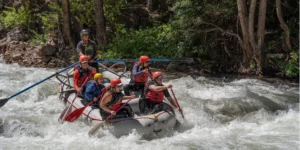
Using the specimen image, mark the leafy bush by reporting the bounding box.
[102,24,180,59]
[29,30,47,45]
[2,3,32,29]
[39,3,61,33]
[285,51,299,77]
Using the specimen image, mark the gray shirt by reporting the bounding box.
[76,40,98,59]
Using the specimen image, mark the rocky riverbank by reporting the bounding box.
[0,28,73,68]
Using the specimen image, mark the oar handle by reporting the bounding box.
[104,98,134,121]
[170,88,184,119]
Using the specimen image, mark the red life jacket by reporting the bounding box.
[145,81,164,103]
[132,63,149,83]
[109,99,122,111]
[105,90,123,111]
[76,67,92,87]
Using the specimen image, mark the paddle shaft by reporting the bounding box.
[64,87,108,122]
[62,75,91,121]
[98,63,122,78]
[95,58,194,63]
[0,62,79,108]
[104,98,133,121]
[88,98,134,136]
[11,62,79,99]
[170,88,184,119]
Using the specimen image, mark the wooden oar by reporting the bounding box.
[170,88,184,119]
[58,77,90,124]
[88,98,134,136]
[0,62,79,108]
[64,88,108,122]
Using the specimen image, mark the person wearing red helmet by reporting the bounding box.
[76,29,99,72]
[123,56,152,97]
[73,55,96,94]
[99,78,135,120]
[140,72,177,114]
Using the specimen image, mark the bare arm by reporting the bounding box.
[122,95,135,100]
[149,84,172,91]
[99,93,113,113]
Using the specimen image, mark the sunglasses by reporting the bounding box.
[156,76,164,81]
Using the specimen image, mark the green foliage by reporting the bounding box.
[70,0,124,29]
[250,60,257,70]
[70,0,95,26]
[39,3,61,33]
[29,30,47,45]
[264,40,277,52]
[1,3,32,29]
[102,24,179,59]
[285,51,299,77]
[104,0,125,23]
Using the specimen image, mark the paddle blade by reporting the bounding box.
[58,105,72,124]
[88,122,107,136]
[0,98,9,108]
[64,107,85,122]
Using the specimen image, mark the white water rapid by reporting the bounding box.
[0,61,299,150]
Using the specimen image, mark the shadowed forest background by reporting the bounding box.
[0,0,298,80]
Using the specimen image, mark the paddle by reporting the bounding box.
[97,63,124,78]
[88,98,134,136]
[58,76,90,124]
[64,100,94,122]
[0,62,79,108]
[95,58,194,63]
[64,87,108,122]
[170,88,184,119]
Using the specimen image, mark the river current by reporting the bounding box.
[0,60,299,150]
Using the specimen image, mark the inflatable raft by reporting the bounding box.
[56,65,178,137]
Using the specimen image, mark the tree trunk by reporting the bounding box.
[147,0,153,12]
[248,0,257,52]
[28,0,36,31]
[256,0,267,74]
[62,0,74,49]
[237,0,251,65]
[275,0,292,52]
[95,0,106,50]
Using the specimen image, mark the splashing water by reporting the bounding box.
[0,62,299,150]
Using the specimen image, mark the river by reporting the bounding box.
[0,60,299,150]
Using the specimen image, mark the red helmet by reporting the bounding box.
[110,78,123,87]
[152,72,163,79]
[139,56,150,63]
[79,55,89,63]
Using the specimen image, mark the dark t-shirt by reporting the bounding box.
[76,40,98,58]
[145,80,170,97]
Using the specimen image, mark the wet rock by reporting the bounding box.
[0,38,8,54]
[7,28,28,41]
[40,44,57,56]
[12,53,22,61]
